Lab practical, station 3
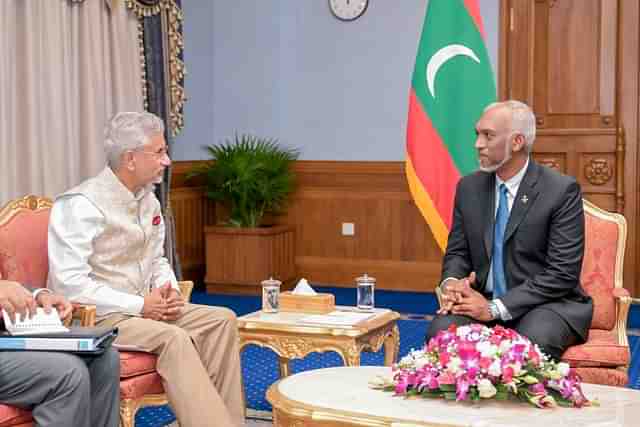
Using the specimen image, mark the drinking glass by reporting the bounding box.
[261,277,281,313]
[356,274,375,311]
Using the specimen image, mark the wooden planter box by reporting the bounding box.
[204,224,296,294]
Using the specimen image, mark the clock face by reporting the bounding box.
[329,0,369,21]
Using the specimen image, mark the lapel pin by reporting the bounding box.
[521,195,529,204]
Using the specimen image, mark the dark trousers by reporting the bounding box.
[0,348,120,427]
[426,306,579,360]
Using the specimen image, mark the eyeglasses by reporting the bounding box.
[133,147,170,159]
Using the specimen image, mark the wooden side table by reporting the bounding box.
[237,308,400,377]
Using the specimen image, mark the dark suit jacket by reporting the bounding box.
[442,160,593,341]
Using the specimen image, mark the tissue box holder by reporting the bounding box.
[279,291,335,314]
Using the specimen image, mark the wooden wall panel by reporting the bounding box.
[502,0,638,295]
[282,162,443,291]
[170,162,216,281]
[501,0,535,102]
[533,129,621,211]
[171,160,444,292]
[172,187,206,271]
[530,0,618,129]
[545,0,600,115]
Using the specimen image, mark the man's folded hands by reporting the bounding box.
[142,282,185,321]
[437,272,492,322]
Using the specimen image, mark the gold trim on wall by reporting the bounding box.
[137,19,149,110]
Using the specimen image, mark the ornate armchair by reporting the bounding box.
[560,199,631,386]
[0,195,193,427]
[432,199,631,386]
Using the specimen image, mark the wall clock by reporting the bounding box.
[329,0,369,21]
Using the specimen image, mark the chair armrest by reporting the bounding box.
[178,280,194,302]
[613,288,631,298]
[614,291,632,348]
[66,303,97,327]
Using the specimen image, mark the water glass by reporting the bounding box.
[356,273,375,311]
[261,277,281,313]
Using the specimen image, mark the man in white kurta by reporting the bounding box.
[47,112,245,427]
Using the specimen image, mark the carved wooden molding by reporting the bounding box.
[584,158,614,185]
[615,126,625,214]
[536,157,561,172]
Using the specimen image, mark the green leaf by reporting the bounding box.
[406,389,420,397]
[420,390,444,398]
[494,391,509,401]
[443,392,457,400]
[189,134,299,227]
[439,384,456,392]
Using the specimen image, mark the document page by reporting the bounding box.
[299,310,376,326]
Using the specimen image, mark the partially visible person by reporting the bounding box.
[0,280,120,427]
[48,111,245,427]
[426,100,592,361]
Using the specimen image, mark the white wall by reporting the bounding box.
[174,0,499,161]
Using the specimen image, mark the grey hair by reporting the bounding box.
[104,111,165,169]
[484,100,536,153]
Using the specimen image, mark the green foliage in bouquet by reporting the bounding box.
[188,134,299,227]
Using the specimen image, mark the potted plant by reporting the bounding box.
[188,134,299,293]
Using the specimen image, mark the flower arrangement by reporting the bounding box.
[371,324,593,408]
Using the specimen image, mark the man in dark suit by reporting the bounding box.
[426,100,593,360]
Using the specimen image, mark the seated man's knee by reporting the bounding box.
[215,306,237,322]
[515,327,559,359]
[514,309,575,361]
[54,354,91,395]
[166,324,191,344]
[204,306,237,327]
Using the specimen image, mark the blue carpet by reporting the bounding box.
[135,288,640,426]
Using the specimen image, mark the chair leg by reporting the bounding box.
[119,398,140,427]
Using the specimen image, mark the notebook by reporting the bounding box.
[0,326,118,353]
[2,307,69,335]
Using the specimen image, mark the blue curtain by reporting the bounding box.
[137,0,185,279]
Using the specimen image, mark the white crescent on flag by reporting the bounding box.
[426,44,481,98]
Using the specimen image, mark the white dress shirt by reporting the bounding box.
[48,193,177,317]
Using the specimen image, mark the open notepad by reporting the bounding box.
[2,307,69,335]
[0,308,117,353]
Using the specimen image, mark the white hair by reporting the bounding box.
[104,111,165,169]
[484,100,536,153]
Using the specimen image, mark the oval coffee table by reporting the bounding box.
[267,366,640,426]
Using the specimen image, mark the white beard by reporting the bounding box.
[479,140,512,173]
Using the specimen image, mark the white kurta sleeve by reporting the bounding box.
[48,195,145,316]
[149,205,178,292]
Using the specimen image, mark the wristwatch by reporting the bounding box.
[487,301,501,320]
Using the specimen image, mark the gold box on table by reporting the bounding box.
[279,292,335,314]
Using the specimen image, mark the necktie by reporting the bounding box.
[492,184,509,299]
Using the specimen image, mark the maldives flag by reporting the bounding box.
[406,0,496,252]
